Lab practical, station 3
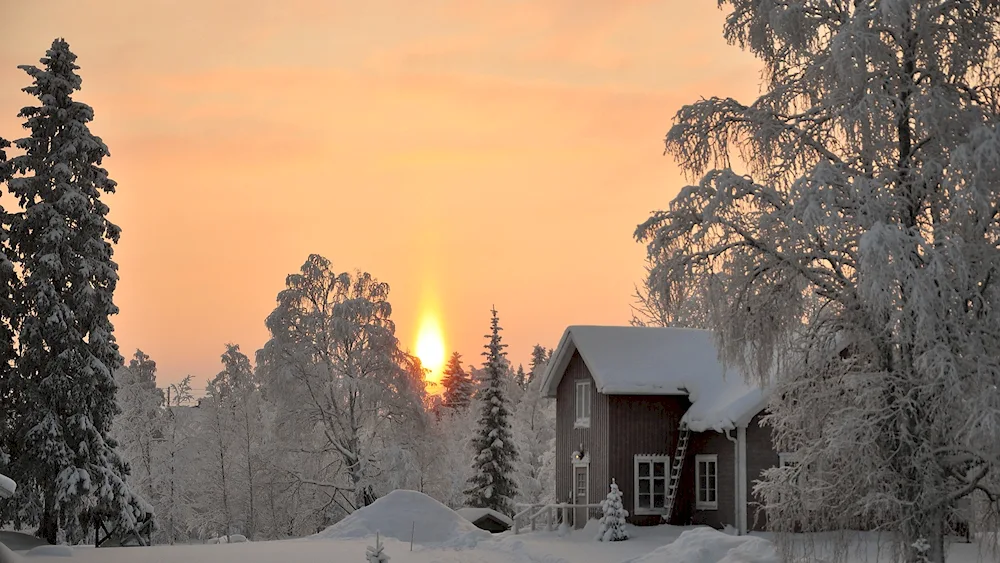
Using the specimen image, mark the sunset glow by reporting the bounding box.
[414,314,446,383]
[0,1,762,386]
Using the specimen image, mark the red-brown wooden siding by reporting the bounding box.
[553,355,781,531]
[554,352,608,523]
[686,430,737,529]
[607,395,689,525]
[745,413,779,531]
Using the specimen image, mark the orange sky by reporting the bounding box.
[0,1,761,393]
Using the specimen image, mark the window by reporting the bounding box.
[778,452,817,511]
[779,452,798,468]
[575,380,591,427]
[633,455,669,514]
[696,454,718,510]
[575,469,588,499]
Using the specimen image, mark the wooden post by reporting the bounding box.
[410,521,414,551]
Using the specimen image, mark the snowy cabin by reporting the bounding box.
[539,326,779,535]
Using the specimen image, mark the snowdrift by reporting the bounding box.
[314,490,490,547]
[24,545,72,557]
[632,527,778,563]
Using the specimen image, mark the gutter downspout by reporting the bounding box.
[725,430,740,535]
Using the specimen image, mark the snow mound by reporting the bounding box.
[0,544,19,563]
[632,527,778,563]
[208,534,248,544]
[315,490,490,547]
[24,545,72,557]
[456,507,513,527]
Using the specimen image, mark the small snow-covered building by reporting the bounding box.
[540,326,778,534]
[456,507,513,533]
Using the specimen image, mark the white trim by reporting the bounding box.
[574,380,591,428]
[695,454,719,510]
[633,454,670,515]
[573,464,590,529]
[736,426,748,535]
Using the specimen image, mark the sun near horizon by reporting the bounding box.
[414,312,446,387]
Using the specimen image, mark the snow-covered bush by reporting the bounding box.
[596,479,629,542]
[366,533,390,563]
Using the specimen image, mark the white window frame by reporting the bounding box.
[695,454,719,510]
[778,452,817,511]
[574,380,591,428]
[633,454,670,515]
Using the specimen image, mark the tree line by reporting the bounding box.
[110,257,555,543]
[0,39,556,545]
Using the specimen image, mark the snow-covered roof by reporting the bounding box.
[0,473,15,498]
[456,507,513,527]
[539,326,769,432]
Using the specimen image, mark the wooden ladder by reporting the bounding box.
[663,422,691,524]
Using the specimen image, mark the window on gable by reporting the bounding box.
[633,455,669,514]
[575,380,591,428]
[696,454,718,510]
[778,452,818,511]
[779,452,798,468]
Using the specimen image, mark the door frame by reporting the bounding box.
[572,463,590,528]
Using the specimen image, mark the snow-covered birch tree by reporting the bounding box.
[464,308,518,516]
[259,254,424,511]
[511,363,555,505]
[5,38,149,544]
[113,350,165,513]
[636,2,1000,561]
[158,376,195,544]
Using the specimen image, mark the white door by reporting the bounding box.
[573,465,589,528]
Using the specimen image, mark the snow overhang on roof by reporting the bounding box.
[539,325,770,432]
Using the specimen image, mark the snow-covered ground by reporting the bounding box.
[4,526,996,563]
[1,525,686,563]
[2,492,995,563]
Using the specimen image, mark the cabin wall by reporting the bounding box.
[554,351,608,524]
[745,412,780,531]
[607,395,689,525]
[687,430,737,530]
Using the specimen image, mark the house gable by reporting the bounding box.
[554,351,608,517]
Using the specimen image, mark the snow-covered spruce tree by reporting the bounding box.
[526,345,549,388]
[636,3,1000,562]
[6,38,149,544]
[0,136,22,527]
[464,308,518,516]
[259,254,425,511]
[596,479,628,542]
[440,352,475,411]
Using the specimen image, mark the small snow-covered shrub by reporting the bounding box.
[596,479,629,542]
[366,533,390,563]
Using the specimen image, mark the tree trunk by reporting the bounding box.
[243,408,255,539]
[38,491,58,545]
